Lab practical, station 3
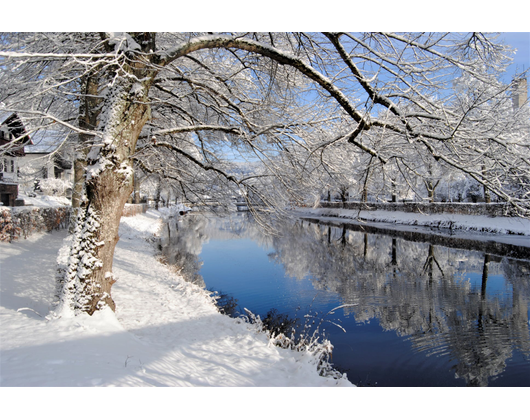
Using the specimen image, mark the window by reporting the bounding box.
[1,159,15,173]
[0,130,10,140]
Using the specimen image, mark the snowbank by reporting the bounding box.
[0,208,352,387]
[296,207,530,237]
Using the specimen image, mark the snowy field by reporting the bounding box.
[1,209,351,387]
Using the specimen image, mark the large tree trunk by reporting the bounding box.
[71,73,100,233]
[60,33,159,316]
[61,77,152,315]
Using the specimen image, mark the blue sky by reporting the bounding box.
[499,32,530,81]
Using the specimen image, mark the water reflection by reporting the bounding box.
[160,212,530,386]
[158,214,208,287]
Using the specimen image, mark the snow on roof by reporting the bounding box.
[0,111,16,125]
[0,103,11,123]
[24,130,65,154]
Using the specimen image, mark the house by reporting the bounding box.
[0,112,31,206]
[18,130,74,193]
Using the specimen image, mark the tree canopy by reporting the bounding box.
[1,32,528,314]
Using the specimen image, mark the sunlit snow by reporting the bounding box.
[0,208,352,387]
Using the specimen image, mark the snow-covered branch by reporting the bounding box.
[158,34,369,127]
[149,125,244,138]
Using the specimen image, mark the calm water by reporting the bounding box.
[159,212,530,387]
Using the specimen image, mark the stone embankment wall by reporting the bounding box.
[319,201,514,217]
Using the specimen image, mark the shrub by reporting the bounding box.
[243,308,346,380]
[0,208,21,242]
[0,206,71,241]
[38,178,71,197]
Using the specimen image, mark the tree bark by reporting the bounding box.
[62,74,153,315]
[71,73,100,233]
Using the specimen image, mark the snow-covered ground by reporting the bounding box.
[17,192,71,208]
[0,199,530,387]
[1,208,351,388]
[295,207,530,248]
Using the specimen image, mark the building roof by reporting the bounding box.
[0,111,32,156]
[24,130,64,154]
[0,111,16,125]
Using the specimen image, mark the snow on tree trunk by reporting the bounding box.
[59,76,152,315]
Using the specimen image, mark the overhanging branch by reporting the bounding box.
[158,34,370,128]
[139,142,240,185]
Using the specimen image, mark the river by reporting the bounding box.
[159,211,530,387]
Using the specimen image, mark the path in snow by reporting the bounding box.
[0,211,352,387]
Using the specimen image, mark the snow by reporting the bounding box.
[0,202,530,387]
[16,193,71,207]
[295,207,530,248]
[107,32,141,53]
[0,208,351,388]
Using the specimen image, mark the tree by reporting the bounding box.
[448,70,530,203]
[1,32,528,316]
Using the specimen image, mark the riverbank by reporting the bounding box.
[294,206,530,245]
[15,197,521,387]
[0,208,351,388]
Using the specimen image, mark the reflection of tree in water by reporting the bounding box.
[160,212,275,287]
[269,219,530,386]
[165,214,530,386]
[159,214,209,287]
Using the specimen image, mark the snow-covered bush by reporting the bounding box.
[0,208,21,242]
[243,308,346,380]
[14,208,42,239]
[0,206,70,241]
[38,178,72,197]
